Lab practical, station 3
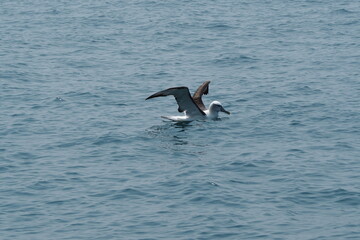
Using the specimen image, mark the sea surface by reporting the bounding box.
[1,0,360,239]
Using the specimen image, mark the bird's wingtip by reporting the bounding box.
[145,94,158,100]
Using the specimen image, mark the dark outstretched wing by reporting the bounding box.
[192,81,211,111]
[146,87,206,117]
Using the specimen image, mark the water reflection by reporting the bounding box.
[146,121,192,146]
[145,121,207,155]
[173,121,193,130]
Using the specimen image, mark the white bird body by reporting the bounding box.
[161,115,197,122]
[146,82,230,122]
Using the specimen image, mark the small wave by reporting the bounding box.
[335,142,354,149]
[286,148,306,153]
[29,180,53,190]
[93,134,125,145]
[336,197,360,206]
[93,132,127,145]
[291,85,322,95]
[230,161,257,168]
[64,91,100,99]
[11,152,38,160]
[285,188,360,206]
[290,120,305,126]
[213,54,257,66]
[110,188,154,200]
[46,199,75,205]
[341,20,360,26]
[331,9,353,15]
[205,23,233,30]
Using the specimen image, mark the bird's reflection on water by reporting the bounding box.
[173,121,193,130]
[146,121,191,146]
[145,121,208,154]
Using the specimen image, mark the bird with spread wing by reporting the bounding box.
[146,81,230,121]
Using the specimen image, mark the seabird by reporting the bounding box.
[146,81,230,121]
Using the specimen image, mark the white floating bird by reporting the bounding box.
[146,81,230,121]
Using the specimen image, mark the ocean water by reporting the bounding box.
[1,0,359,239]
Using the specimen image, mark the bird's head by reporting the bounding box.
[209,101,230,115]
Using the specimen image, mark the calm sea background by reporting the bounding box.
[1,0,359,239]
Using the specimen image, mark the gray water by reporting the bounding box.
[1,1,360,239]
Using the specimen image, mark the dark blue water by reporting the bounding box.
[1,1,360,239]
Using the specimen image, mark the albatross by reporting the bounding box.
[146,81,230,121]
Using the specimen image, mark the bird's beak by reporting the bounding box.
[221,106,230,115]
